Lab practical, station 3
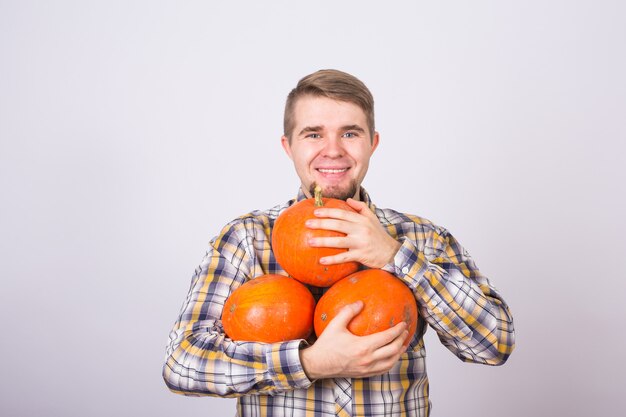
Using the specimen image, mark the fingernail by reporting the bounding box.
[305,220,313,227]
[313,210,321,216]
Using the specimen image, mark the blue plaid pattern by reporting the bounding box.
[163,188,515,416]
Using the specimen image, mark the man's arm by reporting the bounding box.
[162,222,312,397]
[388,225,515,365]
[307,202,515,365]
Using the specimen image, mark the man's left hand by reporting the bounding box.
[306,198,401,269]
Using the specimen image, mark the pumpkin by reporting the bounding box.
[314,269,418,341]
[272,186,359,287]
[222,274,316,343]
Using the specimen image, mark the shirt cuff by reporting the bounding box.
[265,340,312,391]
[381,237,428,287]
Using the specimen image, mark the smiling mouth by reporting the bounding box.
[317,168,349,174]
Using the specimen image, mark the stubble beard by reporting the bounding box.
[309,180,359,201]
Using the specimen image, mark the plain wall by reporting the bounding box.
[1,1,625,416]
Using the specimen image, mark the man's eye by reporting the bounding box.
[343,132,357,138]
[306,133,321,139]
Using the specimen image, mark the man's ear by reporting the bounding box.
[281,135,293,160]
[371,131,380,153]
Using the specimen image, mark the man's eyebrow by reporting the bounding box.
[298,125,324,135]
[297,124,366,136]
[341,124,366,133]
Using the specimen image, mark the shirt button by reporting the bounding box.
[402,266,409,274]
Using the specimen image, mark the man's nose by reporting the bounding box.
[322,136,344,158]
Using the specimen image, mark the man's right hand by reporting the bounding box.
[299,301,409,380]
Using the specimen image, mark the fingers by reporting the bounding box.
[326,301,364,330]
[345,198,376,218]
[306,218,352,234]
[307,201,398,269]
[312,207,361,221]
[371,329,410,362]
[318,251,352,265]
[305,312,410,379]
[365,321,408,348]
[311,204,377,223]
[309,235,349,249]
[349,325,409,377]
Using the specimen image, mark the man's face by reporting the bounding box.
[281,95,379,200]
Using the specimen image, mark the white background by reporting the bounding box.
[1,1,625,416]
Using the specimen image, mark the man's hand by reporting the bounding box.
[300,301,409,380]
[306,198,401,269]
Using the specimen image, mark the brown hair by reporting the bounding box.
[283,69,375,141]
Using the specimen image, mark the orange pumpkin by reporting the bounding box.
[222,274,316,343]
[272,187,359,287]
[314,269,418,340]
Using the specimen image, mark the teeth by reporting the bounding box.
[318,168,347,173]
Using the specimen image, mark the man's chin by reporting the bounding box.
[308,182,359,201]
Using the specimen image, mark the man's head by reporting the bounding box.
[283,69,375,142]
[281,70,379,201]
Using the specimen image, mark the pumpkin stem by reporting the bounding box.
[314,185,324,207]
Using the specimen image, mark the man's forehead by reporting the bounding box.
[292,96,368,125]
[293,94,362,109]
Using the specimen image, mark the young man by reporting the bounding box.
[163,69,515,416]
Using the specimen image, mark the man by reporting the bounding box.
[163,69,515,416]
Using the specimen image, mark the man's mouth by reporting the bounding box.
[316,168,349,174]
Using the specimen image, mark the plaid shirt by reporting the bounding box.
[163,188,515,417]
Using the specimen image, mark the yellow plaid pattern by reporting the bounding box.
[163,188,515,416]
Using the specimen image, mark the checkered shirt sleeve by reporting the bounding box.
[378,209,515,365]
[162,202,313,397]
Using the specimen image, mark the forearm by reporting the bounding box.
[163,321,310,397]
[162,227,313,397]
[385,236,515,365]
